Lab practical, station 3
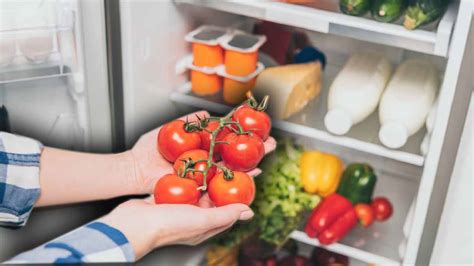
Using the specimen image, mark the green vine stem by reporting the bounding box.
[197,109,237,190]
[181,95,269,191]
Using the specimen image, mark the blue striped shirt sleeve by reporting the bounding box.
[5,221,135,263]
[0,132,42,227]
[0,132,135,263]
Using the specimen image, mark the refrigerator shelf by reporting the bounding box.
[289,167,418,265]
[176,0,457,57]
[0,60,72,84]
[290,231,399,265]
[170,74,426,166]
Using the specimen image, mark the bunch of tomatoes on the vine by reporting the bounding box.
[154,95,271,207]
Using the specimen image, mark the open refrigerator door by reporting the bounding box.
[0,0,114,260]
[0,0,112,152]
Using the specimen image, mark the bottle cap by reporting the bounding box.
[324,109,352,135]
[379,121,408,149]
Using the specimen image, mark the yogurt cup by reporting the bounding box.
[188,62,222,96]
[217,62,265,105]
[221,33,266,77]
[185,25,228,68]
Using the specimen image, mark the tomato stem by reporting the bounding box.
[200,107,242,187]
[257,95,269,112]
[210,162,227,173]
[246,91,269,112]
[183,119,201,133]
[185,98,263,189]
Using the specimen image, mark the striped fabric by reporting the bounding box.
[5,222,135,263]
[0,132,42,227]
[0,132,135,263]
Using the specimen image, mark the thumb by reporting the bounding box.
[206,204,254,228]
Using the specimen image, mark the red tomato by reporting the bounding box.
[173,149,216,186]
[157,120,202,162]
[220,133,265,172]
[354,203,375,227]
[265,256,277,266]
[278,255,310,266]
[200,120,231,160]
[208,171,255,206]
[371,197,393,221]
[154,174,200,204]
[232,105,271,140]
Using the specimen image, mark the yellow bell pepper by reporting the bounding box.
[300,151,344,197]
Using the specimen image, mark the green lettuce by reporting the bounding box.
[213,138,320,248]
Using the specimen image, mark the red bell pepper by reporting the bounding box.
[305,193,357,245]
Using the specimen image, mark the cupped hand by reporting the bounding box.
[129,111,277,195]
[99,194,253,260]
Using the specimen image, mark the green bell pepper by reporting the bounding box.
[337,163,377,205]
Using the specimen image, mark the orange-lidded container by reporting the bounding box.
[221,33,266,77]
[185,25,228,67]
[217,62,265,105]
[189,64,221,96]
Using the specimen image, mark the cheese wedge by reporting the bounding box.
[252,62,322,119]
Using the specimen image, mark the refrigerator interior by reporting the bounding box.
[118,0,462,265]
[0,0,88,150]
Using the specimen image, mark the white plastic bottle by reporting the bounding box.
[420,99,439,155]
[325,53,392,135]
[379,59,439,149]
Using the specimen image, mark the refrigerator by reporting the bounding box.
[0,0,472,265]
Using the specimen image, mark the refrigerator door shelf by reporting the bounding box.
[0,11,78,83]
[0,60,72,84]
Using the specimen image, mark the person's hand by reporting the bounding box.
[99,194,254,260]
[129,111,277,195]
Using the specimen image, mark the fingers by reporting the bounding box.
[143,195,155,204]
[205,204,254,229]
[139,111,210,140]
[197,193,215,208]
[195,222,236,244]
[246,168,262,177]
[263,136,277,155]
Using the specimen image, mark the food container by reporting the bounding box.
[185,25,227,67]
[217,62,265,105]
[0,35,16,67]
[189,63,222,96]
[221,33,266,76]
[18,30,54,63]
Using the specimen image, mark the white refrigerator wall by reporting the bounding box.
[431,94,472,265]
[430,19,474,265]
